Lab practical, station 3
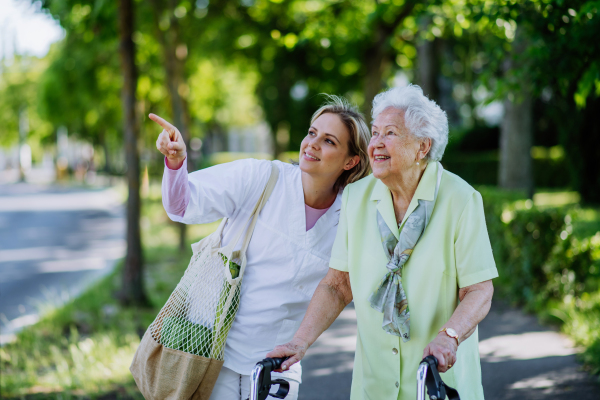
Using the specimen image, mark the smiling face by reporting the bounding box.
[299,112,359,181]
[368,107,427,181]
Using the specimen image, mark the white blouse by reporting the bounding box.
[162,158,342,381]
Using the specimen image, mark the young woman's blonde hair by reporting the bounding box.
[310,95,371,192]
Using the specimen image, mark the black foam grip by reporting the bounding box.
[265,357,288,370]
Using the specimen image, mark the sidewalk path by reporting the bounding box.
[299,301,599,399]
[479,301,598,400]
[0,183,125,344]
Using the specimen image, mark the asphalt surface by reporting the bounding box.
[0,182,125,344]
[299,301,599,400]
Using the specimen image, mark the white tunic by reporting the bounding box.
[163,158,342,381]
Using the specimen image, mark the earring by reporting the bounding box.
[416,160,420,165]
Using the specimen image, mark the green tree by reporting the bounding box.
[0,55,53,150]
[210,0,434,153]
[472,0,600,202]
[516,1,600,203]
[416,1,599,202]
[37,1,122,173]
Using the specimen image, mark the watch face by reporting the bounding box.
[446,328,458,338]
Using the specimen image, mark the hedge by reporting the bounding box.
[479,187,600,374]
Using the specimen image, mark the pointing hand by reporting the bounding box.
[150,113,187,169]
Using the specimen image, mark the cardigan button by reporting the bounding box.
[392,348,398,355]
[395,381,399,388]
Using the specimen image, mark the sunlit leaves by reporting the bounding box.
[575,63,600,108]
[187,59,261,127]
[282,33,298,49]
[339,59,360,76]
[237,34,256,48]
[0,55,53,148]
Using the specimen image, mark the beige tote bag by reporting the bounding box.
[130,162,279,400]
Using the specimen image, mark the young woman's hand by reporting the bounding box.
[150,113,187,169]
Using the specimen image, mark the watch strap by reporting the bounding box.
[439,327,459,345]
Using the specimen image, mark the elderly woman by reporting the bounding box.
[268,85,498,399]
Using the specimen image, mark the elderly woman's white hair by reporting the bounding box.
[372,84,449,162]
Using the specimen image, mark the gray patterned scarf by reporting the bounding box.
[369,162,443,341]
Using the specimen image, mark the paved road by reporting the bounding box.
[299,301,599,399]
[0,183,125,344]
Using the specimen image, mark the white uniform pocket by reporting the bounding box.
[292,252,329,297]
[275,319,302,346]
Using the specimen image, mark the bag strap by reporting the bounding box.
[228,161,280,253]
[240,162,279,253]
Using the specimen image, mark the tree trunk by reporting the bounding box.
[499,93,533,196]
[118,0,148,305]
[417,41,438,101]
[99,130,112,174]
[18,107,28,182]
[416,19,440,102]
[417,43,440,104]
[362,27,387,124]
[498,26,534,197]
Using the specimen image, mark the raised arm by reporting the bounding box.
[150,113,272,224]
[266,267,353,371]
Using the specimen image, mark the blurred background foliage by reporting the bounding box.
[2,0,598,198]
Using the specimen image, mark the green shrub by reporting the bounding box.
[544,233,600,301]
[503,207,566,307]
[479,187,600,374]
[559,290,600,375]
[481,190,600,310]
[443,146,570,187]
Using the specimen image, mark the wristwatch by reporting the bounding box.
[439,327,459,345]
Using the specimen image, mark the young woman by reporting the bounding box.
[151,96,371,400]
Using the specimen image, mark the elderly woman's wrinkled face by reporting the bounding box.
[369,107,422,181]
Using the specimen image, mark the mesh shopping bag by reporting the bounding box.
[130,162,279,400]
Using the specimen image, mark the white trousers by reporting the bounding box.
[209,366,300,400]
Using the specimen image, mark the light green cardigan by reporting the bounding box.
[330,161,498,400]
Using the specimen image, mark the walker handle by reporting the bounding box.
[248,357,290,400]
[417,356,460,400]
[265,357,287,370]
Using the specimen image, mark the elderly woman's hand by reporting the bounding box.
[422,333,458,373]
[266,338,309,372]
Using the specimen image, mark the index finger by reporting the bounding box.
[149,113,176,132]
